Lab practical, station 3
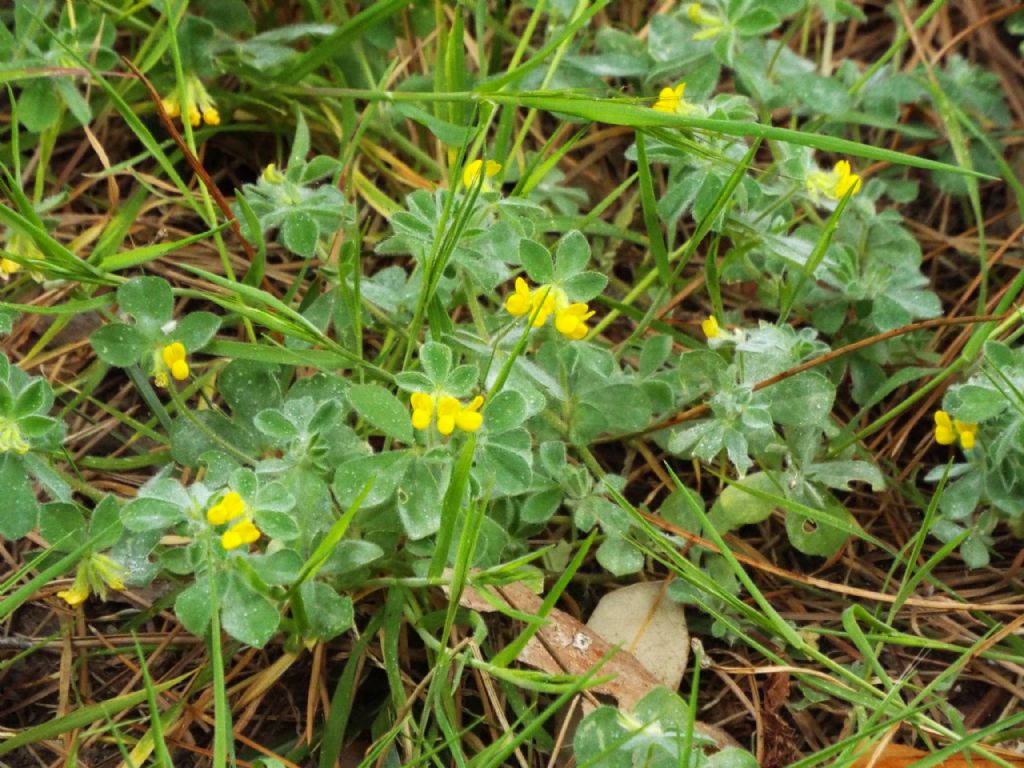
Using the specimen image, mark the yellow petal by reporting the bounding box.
[162,342,186,367]
[170,359,190,381]
[437,413,456,436]
[437,396,460,417]
[207,502,228,525]
[221,491,246,520]
[58,584,89,606]
[412,408,432,430]
[933,410,953,430]
[411,392,435,413]
[455,409,483,432]
[462,159,483,187]
[702,316,720,338]
[202,106,220,126]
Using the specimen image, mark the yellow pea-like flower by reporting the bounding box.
[462,159,502,188]
[702,315,721,339]
[436,396,461,436]
[222,519,260,550]
[934,410,977,450]
[455,395,485,433]
[554,303,595,341]
[506,277,533,316]
[653,84,686,114]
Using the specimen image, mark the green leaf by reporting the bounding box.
[560,271,608,302]
[764,372,835,427]
[253,409,299,442]
[484,390,527,433]
[250,549,303,585]
[734,8,780,36]
[120,497,184,532]
[419,341,452,383]
[221,572,279,647]
[281,210,319,258]
[298,581,353,641]
[519,239,554,284]
[393,103,472,147]
[554,230,591,279]
[117,276,173,328]
[639,334,673,376]
[951,384,1007,422]
[346,383,414,443]
[322,540,384,575]
[784,488,854,557]
[18,80,60,133]
[172,311,220,352]
[175,581,212,637]
[14,378,53,416]
[396,461,443,540]
[0,454,38,539]
[334,451,411,508]
[255,508,301,540]
[806,460,885,492]
[595,535,643,576]
[218,360,282,420]
[89,323,148,367]
[39,503,86,552]
[708,472,778,533]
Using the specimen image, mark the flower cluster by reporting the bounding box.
[207,491,261,550]
[934,410,977,450]
[686,3,726,40]
[463,159,502,189]
[411,392,484,436]
[505,278,595,340]
[161,75,220,127]
[58,553,126,606]
[806,160,862,202]
[154,342,190,388]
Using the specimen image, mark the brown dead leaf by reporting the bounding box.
[851,743,1024,768]
[451,579,735,749]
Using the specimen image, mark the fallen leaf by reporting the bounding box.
[452,579,735,749]
[851,742,1024,768]
[585,581,688,692]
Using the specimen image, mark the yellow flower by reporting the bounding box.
[686,3,727,40]
[262,163,285,184]
[554,303,596,341]
[161,76,220,127]
[154,342,190,387]
[436,395,461,436]
[58,553,127,606]
[462,159,502,189]
[806,160,863,203]
[506,277,533,316]
[411,391,435,431]
[934,410,977,450]
[410,391,484,435]
[0,256,20,279]
[222,519,261,550]
[455,395,484,433]
[57,577,89,606]
[207,491,246,525]
[504,279,597,340]
[702,315,721,339]
[653,84,686,113]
